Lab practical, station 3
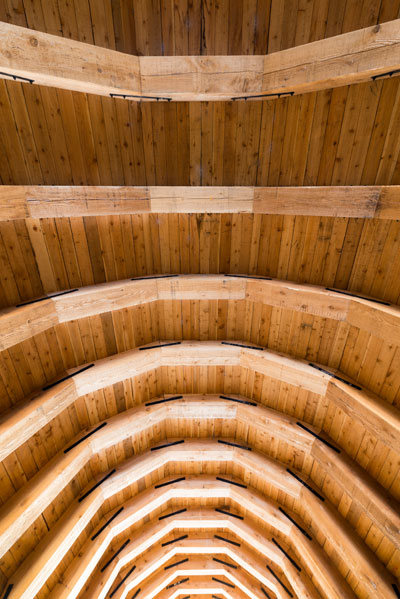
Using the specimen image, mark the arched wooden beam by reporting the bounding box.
[109,555,281,599]
[1,186,400,221]
[1,20,400,100]
[118,557,279,599]
[3,441,395,599]
[158,588,239,599]
[89,537,287,599]
[1,341,398,463]
[149,574,255,599]
[2,274,400,352]
[8,476,353,599]
[47,510,319,599]
[156,583,244,599]
[0,395,397,561]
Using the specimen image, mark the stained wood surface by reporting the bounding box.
[1,78,400,188]
[1,0,399,57]
[2,213,400,310]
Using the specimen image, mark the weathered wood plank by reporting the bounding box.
[1,20,400,100]
[1,186,400,219]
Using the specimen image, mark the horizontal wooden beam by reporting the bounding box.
[2,274,399,353]
[1,21,400,101]
[159,586,238,599]
[1,186,400,220]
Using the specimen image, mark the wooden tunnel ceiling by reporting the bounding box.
[0,2,400,599]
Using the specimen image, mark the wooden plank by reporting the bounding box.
[1,20,400,100]
[1,185,400,220]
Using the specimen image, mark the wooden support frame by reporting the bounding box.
[2,440,396,599]
[1,20,400,101]
[10,477,353,599]
[1,186,400,220]
[111,556,276,599]
[75,516,312,599]
[95,544,285,599]
[1,395,397,562]
[1,274,400,352]
[1,341,398,464]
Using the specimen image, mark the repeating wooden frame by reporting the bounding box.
[3,436,397,599]
[9,476,352,599]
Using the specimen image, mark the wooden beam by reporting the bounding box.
[48,515,296,599]
[98,543,284,599]
[2,274,400,353]
[1,21,400,101]
[1,394,396,565]
[111,556,277,599]
[72,515,314,599]
[1,186,400,220]
[136,565,265,599]
[1,441,395,599]
[8,476,353,599]
[1,341,398,461]
[157,584,241,599]
[159,587,239,599]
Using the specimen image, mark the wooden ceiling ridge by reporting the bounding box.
[0,20,400,101]
[1,273,399,353]
[1,185,400,220]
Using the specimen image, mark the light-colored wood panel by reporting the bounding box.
[1,79,399,190]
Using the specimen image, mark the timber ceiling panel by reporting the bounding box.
[1,213,400,309]
[0,0,399,56]
[0,78,400,187]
